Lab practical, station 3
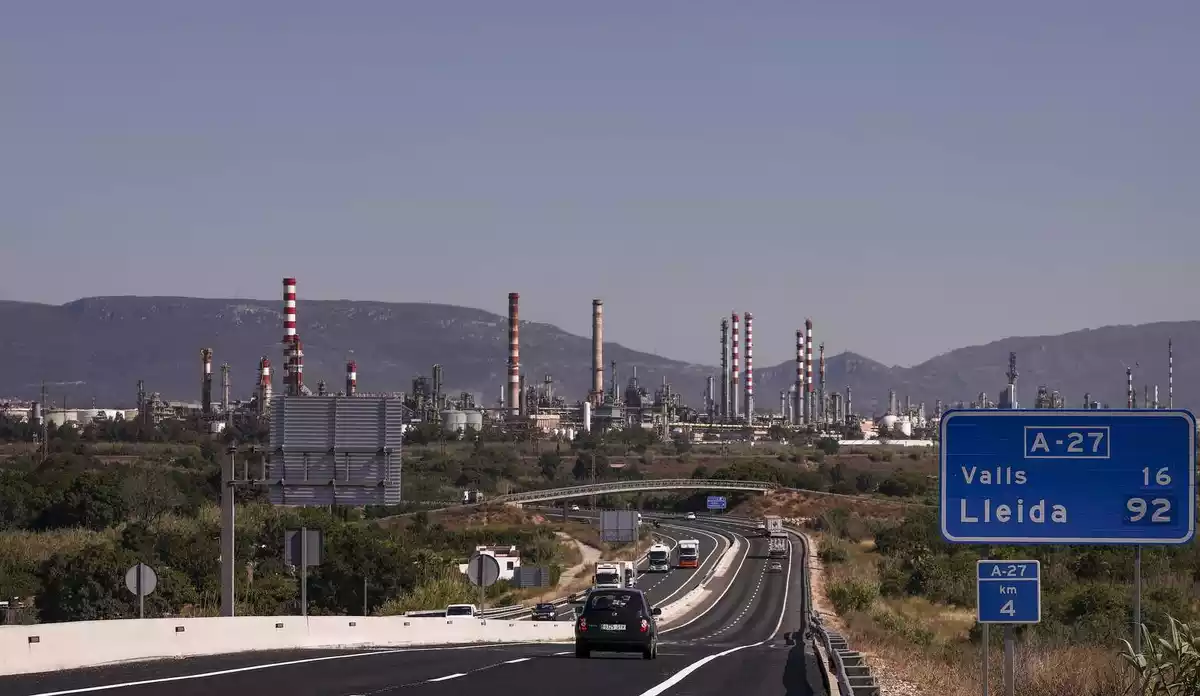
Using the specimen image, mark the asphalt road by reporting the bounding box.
[0,520,825,696]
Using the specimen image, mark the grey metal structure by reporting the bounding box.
[268,395,404,506]
[600,509,640,543]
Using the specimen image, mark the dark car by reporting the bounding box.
[531,602,557,621]
[574,588,661,659]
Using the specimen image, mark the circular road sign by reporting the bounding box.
[124,563,158,596]
[465,553,501,588]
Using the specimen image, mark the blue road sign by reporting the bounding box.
[977,560,1041,624]
[707,496,727,510]
[940,409,1196,545]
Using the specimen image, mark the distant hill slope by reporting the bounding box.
[753,321,1198,414]
[0,297,710,407]
[0,297,1193,413]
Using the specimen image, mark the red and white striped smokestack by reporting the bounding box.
[592,299,604,404]
[730,313,741,418]
[258,356,273,411]
[346,360,357,396]
[282,277,298,395]
[805,318,814,394]
[507,293,521,417]
[744,312,754,421]
[795,329,804,426]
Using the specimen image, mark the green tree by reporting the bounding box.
[538,453,562,481]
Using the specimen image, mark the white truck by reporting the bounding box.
[621,560,637,587]
[677,539,701,569]
[764,515,783,536]
[768,534,789,559]
[594,562,622,588]
[647,543,672,572]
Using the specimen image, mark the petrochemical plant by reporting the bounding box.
[1,278,1183,442]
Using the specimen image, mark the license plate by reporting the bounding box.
[600,623,626,631]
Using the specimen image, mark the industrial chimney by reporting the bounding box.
[592,299,604,405]
[282,278,300,396]
[818,343,826,425]
[346,361,357,396]
[805,319,814,423]
[730,313,741,418]
[507,293,521,418]
[720,318,730,420]
[744,312,754,423]
[258,357,273,414]
[220,363,230,411]
[795,329,804,426]
[201,348,213,414]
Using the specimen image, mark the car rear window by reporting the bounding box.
[536,603,554,611]
[446,606,473,616]
[587,591,643,615]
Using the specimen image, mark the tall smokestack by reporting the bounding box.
[744,312,754,423]
[258,357,272,414]
[818,343,826,425]
[720,318,730,420]
[592,300,604,404]
[346,361,357,396]
[706,376,716,418]
[805,318,814,423]
[507,292,521,418]
[1127,367,1134,409]
[282,278,299,396]
[845,386,852,422]
[730,313,741,418]
[220,362,230,411]
[795,330,804,426]
[1169,339,1174,408]
[201,348,213,414]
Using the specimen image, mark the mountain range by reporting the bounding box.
[0,296,1193,413]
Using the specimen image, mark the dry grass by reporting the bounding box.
[0,527,117,567]
[816,532,1134,696]
[735,489,924,523]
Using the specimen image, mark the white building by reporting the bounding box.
[458,544,522,582]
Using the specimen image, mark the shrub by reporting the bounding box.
[818,537,849,564]
[828,579,878,614]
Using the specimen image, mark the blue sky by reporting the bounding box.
[3,1,1197,367]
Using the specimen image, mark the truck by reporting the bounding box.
[763,515,783,536]
[767,534,789,559]
[647,543,672,572]
[462,490,483,504]
[594,562,623,588]
[594,561,637,588]
[677,539,700,569]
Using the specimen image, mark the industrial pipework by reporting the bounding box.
[507,292,521,417]
[592,299,604,405]
[744,312,754,423]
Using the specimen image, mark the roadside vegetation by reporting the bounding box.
[811,505,1200,695]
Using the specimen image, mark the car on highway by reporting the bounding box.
[768,561,783,573]
[531,602,557,621]
[686,512,696,520]
[574,588,661,660]
[571,504,580,511]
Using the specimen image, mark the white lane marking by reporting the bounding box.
[552,651,571,656]
[700,564,767,639]
[19,644,552,696]
[651,524,727,608]
[768,537,794,641]
[635,642,763,696]
[502,657,532,664]
[660,526,750,635]
[425,673,466,682]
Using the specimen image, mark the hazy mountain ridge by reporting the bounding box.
[0,297,1194,413]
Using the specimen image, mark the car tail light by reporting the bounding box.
[578,617,587,631]
[640,619,648,633]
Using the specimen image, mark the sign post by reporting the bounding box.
[706,495,727,511]
[977,560,1041,696]
[943,409,1196,695]
[124,563,158,619]
[466,552,501,613]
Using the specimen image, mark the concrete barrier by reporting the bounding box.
[0,616,574,676]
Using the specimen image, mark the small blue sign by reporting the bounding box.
[977,560,1041,624]
[940,410,1196,545]
[707,496,727,510]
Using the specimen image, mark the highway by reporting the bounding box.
[0,517,825,696]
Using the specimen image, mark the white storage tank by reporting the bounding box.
[441,410,468,434]
[896,418,913,437]
[464,410,483,432]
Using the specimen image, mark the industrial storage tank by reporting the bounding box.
[441,410,468,434]
[896,418,913,437]
[464,410,484,431]
[879,414,900,431]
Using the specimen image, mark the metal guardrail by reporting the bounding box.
[488,478,777,504]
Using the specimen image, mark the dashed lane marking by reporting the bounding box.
[425,674,466,683]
